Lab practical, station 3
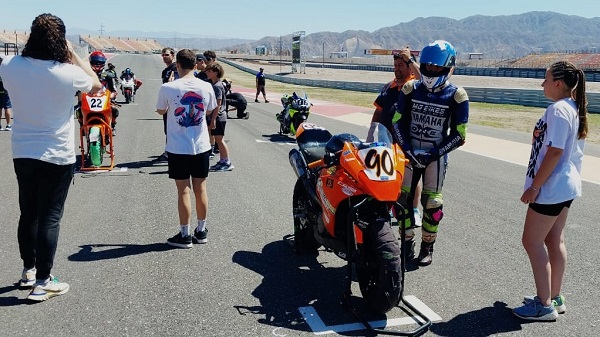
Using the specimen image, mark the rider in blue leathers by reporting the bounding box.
[392,40,469,266]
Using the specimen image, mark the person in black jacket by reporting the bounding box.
[226,91,248,119]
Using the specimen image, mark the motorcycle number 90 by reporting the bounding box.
[85,96,108,111]
[359,147,396,181]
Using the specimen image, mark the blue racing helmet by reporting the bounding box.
[419,40,456,90]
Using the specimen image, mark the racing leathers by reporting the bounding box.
[392,79,469,249]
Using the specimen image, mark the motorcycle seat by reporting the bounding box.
[296,127,332,163]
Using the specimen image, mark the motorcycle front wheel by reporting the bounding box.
[356,219,402,314]
[292,179,321,254]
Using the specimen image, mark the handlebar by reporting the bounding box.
[308,159,324,169]
[307,151,340,170]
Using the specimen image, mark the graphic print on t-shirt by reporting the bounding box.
[174,91,206,127]
[526,118,547,179]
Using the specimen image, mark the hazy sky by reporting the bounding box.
[1,0,597,40]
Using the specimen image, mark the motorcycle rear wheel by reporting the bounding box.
[292,179,321,253]
[89,140,102,167]
[356,219,402,314]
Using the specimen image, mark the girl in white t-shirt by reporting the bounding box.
[513,61,588,321]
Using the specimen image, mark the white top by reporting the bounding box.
[525,98,584,204]
[0,56,94,165]
[156,76,216,155]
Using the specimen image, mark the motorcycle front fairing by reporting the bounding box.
[340,125,405,202]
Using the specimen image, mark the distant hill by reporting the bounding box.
[225,11,600,59]
[61,12,600,58]
[67,27,253,51]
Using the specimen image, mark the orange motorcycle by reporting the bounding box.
[288,122,430,334]
[78,89,115,171]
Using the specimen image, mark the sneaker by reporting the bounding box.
[166,232,193,249]
[212,145,220,154]
[210,161,234,171]
[255,99,259,103]
[413,208,422,227]
[523,295,566,314]
[19,267,37,288]
[209,152,215,159]
[513,296,559,321]
[27,276,69,302]
[265,100,270,103]
[0,126,4,131]
[5,124,12,131]
[192,228,208,244]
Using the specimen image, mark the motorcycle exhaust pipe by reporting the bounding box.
[289,148,320,206]
[289,148,307,178]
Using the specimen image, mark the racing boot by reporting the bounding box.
[402,239,415,261]
[417,241,434,266]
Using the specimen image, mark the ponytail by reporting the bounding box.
[550,61,588,139]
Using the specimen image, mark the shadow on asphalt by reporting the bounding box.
[261,133,295,143]
[232,239,392,335]
[0,284,25,307]
[430,301,527,336]
[68,243,176,262]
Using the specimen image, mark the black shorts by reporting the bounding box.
[0,92,12,109]
[529,199,573,216]
[167,151,211,180]
[207,116,226,136]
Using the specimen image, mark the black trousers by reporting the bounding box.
[14,158,74,281]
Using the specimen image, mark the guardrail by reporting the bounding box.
[220,58,600,113]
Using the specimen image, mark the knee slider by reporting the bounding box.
[423,194,444,227]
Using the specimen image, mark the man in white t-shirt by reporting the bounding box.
[156,49,218,248]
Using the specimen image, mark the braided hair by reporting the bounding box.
[549,61,588,140]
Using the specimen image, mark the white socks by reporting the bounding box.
[196,219,206,233]
[180,224,190,237]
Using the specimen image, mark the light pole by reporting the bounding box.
[322,42,325,68]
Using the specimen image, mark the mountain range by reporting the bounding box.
[70,11,600,59]
[237,11,600,59]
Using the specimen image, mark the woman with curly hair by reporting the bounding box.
[0,13,101,302]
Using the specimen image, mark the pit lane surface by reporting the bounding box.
[0,54,598,337]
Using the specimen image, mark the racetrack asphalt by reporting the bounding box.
[0,54,598,337]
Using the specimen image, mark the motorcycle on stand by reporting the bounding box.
[120,78,136,103]
[77,89,118,171]
[277,91,311,136]
[287,122,431,335]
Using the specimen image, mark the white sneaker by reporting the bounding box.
[19,267,37,288]
[413,208,422,227]
[27,276,69,302]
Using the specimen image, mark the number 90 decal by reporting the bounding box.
[361,147,395,180]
